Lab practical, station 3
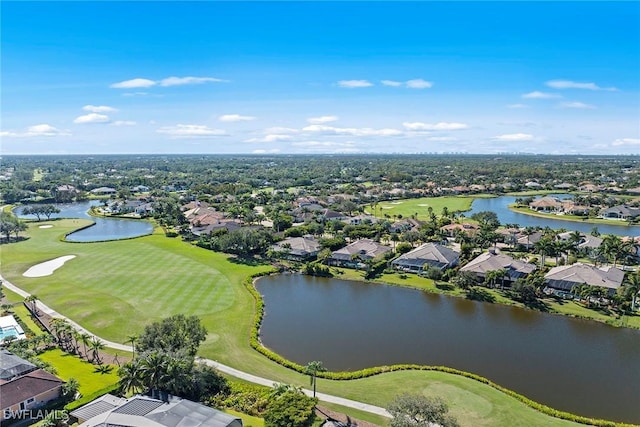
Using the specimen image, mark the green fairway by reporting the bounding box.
[366,196,486,220]
[38,349,119,396]
[0,221,610,426]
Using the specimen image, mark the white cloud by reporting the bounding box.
[558,102,596,109]
[110,78,157,89]
[156,124,227,138]
[545,80,617,91]
[492,133,534,141]
[427,137,458,142]
[381,80,402,87]
[264,127,299,134]
[612,138,640,146]
[0,124,70,137]
[123,92,150,97]
[403,122,468,131]
[302,124,403,137]
[507,104,529,109]
[252,149,282,154]
[337,80,374,88]
[82,105,118,113]
[73,113,110,124]
[160,76,227,87]
[111,120,137,126]
[245,134,293,143]
[218,114,256,122]
[307,115,338,124]
[111,76,226,89]
[522,91,561,99]
[381,79,433,89]
[405,79,433,89]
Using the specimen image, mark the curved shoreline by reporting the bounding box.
[507,204,639,228]
[247,274,633,427]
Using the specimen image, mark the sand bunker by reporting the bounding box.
[417,204,430,207]
[39,225,53,229]
[390,202,403,205]
[23,255,76,278]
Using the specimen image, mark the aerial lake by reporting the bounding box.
[16,201,153,242]
[257,274,640,423]
[468,194,640,237]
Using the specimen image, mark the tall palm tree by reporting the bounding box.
[118,362,144,395]
[25,295,38,315]
[534,238,554,268]
[139,351,170,399]
[80,333,92,360]
[125,335,138,359]
[89,337,105,364]
[623,272,640,311]
[304,360,326,398]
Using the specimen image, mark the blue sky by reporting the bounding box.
[1,1,639,155]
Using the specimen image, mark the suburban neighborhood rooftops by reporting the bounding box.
[0,350,36,381]
[330,239,391,261]
[460,251,536,277]
[0,369,64,408]
[392,243,459,269]
[545,263,625,290]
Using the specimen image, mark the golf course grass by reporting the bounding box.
[0,220,620,426]
[365,195,492,220]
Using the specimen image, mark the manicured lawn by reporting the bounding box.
[224,409,265,427]
[38,349,119,396]
[509,205,638,227]
[0,221,606,426]
[366,196,485,220]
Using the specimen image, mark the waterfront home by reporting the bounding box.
[529,196,562,212]
[1,351,64,422]
[89,186,117,196]
[440,222,479,238]
[460,251,536,285]
[544,263,624,297]
[599,205,640,221]
[327,239,392,268]
[70,394,242,427]
[270,236,322,260]
[391,243,460,272]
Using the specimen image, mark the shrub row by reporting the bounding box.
[244,275,633,427]
[64,383,120,412]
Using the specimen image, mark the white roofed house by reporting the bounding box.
[391,243,460,273]
[544,263,625,297]
[270,236,322,261]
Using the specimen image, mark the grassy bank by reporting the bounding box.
[509,205,638,227]
[0,220,628,426]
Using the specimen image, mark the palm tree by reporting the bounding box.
[118,362,144,395]
[534,238,555,268]
[125,335,138,359]
[89,337,105,364]
[623,272,640,311]
[139,351,170,399]
[80,333,91,360]
[304,360,327,398]
[25,295,39,315]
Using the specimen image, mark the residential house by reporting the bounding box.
[599,205,640,221]
[0,315,27,342]
[391,243,460,273]
[529,196,562,212]
[270,236,322,260]
[70,394,242,427]
[440,223,479,238]
[460,251,536,285]
[327,239,392,268]
[544,263,625,296]
[1,351,64,422]
[389,218,422,233]
[90,187,117,196]
[344,214,379,225]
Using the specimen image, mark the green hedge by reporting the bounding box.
[244,275,633,427]
[64,383,120,411]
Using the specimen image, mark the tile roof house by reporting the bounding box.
[1,352,64,422]
[544,263,625,296]
[270,236,322,260]
[70,394,242,427]
[327,239,392,268]
[460,251,536,284]
[391,243,460,272]
[599,205,640,220]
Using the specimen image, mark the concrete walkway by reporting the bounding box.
[0,274,391,418]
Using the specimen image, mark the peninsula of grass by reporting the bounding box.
[0,220,628,427]
[366,195,492,220]
[509,205,639,228]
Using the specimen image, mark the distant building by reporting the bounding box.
[70,394,242,427]
[599,205,640,221]
[90,187,117,196]
[271,236,322,260]
[391,243,460,272]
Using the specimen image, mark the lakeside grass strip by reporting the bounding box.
[245,275,634,427]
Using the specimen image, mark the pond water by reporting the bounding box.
[16,201,153,242]
[257,274,640,423]
[467,194,640,237]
